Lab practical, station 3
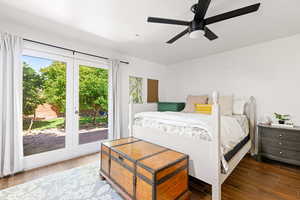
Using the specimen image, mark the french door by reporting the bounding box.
[73,59,111,148]
[22,49,111,170]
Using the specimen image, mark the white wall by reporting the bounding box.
[169,34,300,125]
[0,20,170,138]
[120,57,169,137]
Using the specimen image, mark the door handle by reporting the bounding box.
[75,110,79,115]
[118,155,124,162]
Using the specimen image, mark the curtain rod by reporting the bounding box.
[23,38,129,65]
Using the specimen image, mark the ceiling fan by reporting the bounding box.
[147,0,261,44]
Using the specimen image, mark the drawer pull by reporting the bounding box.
[279,151,283,155]
[279,134,283,137]
[118,155,124,162]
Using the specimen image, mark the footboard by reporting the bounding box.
[132,125,218,185]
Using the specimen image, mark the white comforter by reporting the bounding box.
[134,112,248,154]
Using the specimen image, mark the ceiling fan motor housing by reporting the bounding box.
[190,20,204,33]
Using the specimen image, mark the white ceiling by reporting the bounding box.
[0,0,300,65]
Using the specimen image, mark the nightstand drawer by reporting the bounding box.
[261,137,300,151]
[261,146,300,161]
[261,128,300,142]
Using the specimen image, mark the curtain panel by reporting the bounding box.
[0,32,24,177]
[110,59,121,140]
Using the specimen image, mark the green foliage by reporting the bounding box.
[23,61,108,125]
[79,65,108,114]
[23,117,65,131]
[79,116,107,126]
[40,61,67,114]
[23,116,106,131]
[23,62,45,116]
[274,113,290,121]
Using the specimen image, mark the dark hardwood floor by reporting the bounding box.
[0,154,299,200]
[190,156,300,200]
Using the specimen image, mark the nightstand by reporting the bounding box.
[257,124,300,166]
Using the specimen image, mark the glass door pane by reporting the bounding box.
[22,55,67,156]
[78,64,109,145]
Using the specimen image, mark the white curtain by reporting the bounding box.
[110,59,121,139]
[0,32,24,177]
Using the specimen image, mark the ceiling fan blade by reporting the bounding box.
[204,27,218,40]
[148,17,190,26]
[167,28,189,44]
[195,0,211,20]
[204,3,261,25]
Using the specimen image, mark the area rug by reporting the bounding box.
[0,162,123,200]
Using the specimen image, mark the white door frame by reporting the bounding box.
[22,49,112,170]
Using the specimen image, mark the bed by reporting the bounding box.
[128,92,257,200]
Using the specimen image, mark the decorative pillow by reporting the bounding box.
[208,95,233,116]
[182,95,208,113]
[233,99,246,115]
[195,104,212,115]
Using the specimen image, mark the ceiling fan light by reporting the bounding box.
[189,30,205,39]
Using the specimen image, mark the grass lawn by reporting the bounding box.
[23,116,107,131]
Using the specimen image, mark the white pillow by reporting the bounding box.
[233,99,246,115]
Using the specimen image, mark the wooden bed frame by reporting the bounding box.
[128,91,257,200]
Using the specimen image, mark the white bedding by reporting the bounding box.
[134,112,249,155]
[134,112,249,173]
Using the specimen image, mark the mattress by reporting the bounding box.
[231,115,249,136]
[223,115,250,161]
[224,134,250,162]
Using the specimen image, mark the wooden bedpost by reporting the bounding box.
[211,91,221,200]
[128,96,134,137]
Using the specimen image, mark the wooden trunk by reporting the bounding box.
[100,137,190,200]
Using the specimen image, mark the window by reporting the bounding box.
[78,64,109,145]
[22,55,67,156]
